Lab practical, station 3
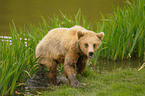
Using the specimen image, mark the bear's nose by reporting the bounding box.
[89,52,94,56]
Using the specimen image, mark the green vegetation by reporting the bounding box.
[97,0,144,60]
[0,0,144,95]
[0,22,39,95]
[41,68,145,96]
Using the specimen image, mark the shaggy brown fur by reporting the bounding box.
[36,25,104,86]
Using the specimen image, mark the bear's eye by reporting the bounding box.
[93,44,96,48]
[85,43,88,48]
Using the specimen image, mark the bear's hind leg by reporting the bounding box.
[46,61,58,85]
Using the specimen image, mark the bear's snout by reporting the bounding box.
[89,52,94,56]
[88,52,94,58]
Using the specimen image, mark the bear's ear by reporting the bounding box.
[96,32,104,40]
[77,30,84,39]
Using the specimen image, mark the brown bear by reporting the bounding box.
[35,25,104,86]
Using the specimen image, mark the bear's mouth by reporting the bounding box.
[88,55,93,58]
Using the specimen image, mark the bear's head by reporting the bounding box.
[78,30,104,58]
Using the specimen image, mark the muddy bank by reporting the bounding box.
[21,70,68,95]
[26,70,69,88]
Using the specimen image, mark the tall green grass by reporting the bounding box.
[0,22,38,95]
[0,0,144,95]
[97,0,144,60]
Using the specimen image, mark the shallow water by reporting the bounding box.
[0,0,131,35]
[95,58,143,73]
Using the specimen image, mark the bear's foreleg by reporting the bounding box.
[64,55,80,87]
[76,55,88,75]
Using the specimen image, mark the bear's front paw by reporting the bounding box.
[70,79,81,87]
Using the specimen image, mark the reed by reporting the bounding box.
[0,22,38,95]
[97,0,144,60]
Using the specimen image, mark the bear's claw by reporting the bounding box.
[70,80,81,87]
